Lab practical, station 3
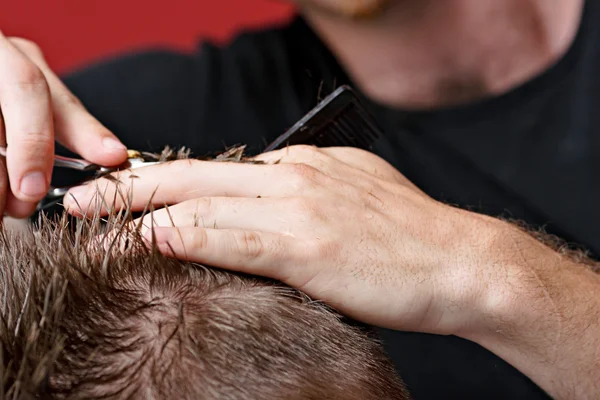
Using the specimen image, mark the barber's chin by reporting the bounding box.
[296,0,390,19]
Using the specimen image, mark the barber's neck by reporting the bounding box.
[303,0,584,109]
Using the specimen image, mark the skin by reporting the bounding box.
[2,0,599,397]
[297,0,583,108]
[64,146,600,399]
[0,33,128,218]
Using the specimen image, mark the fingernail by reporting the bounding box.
[148,228,172,245]
[19,171,47,198]
[63,185,89,208]
[102,137,127,151]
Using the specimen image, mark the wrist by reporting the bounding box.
[452,215,600,398]
[455,216,563,342]
[422,209,515,336]
[442,213,547,338]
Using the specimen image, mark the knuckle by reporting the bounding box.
[289,196,310,213]
[14,132,53,151]
[332,146,363,158]
[234,231,264,260]
[190,229,210,250]
[288,196,323,220]
[307,238,342,260]
[8,37,42,56]
[290,163,319,179]
[5,137,54,170]
[349,147,373,158]
[289,144,319,156]
[14,63,47,90]
[192,197,212,216]
[282,163,321,189]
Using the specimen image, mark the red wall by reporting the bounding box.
[1,1,294,72]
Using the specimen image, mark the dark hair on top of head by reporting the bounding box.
[0,194,409,399]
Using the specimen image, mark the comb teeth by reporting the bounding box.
[263,85,382,152]
[314,104,380,149]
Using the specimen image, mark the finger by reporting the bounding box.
[9,37,128,166]
[0,109,36,218]
[0,35,53,202]
[319,147,426,194]
[0,111,7,216]
[259,145,424,193]
[63,160,330,214]
[257,145,395,182]
[147,227,302,283]
[130,197,311,236]
[256,145,397,192]
[4,193,37,218]
[319,147,404,180]
[255,145,378,182]
[255,145,340,175]
[0,107,33,217]
[0,92,37,218]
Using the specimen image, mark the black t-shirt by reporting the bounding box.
[53,1,600,398]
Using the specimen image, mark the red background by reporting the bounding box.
[1,1,294,72]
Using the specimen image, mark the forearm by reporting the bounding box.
[464,220,600,399]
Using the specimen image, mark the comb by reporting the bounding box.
[264,85,382,152]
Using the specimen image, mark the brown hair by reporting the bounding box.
[0,209,409,399]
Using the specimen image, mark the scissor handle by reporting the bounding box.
[0,145,101,172]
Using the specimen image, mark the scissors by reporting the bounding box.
[1,86,381,211]
[0,146,159,200]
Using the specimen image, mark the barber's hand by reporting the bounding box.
[64,145,503,335]
[0,33,128,217]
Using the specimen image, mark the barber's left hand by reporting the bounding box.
[64,145,503,336]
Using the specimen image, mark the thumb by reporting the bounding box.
[10,37,128,166]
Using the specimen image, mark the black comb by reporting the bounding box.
[264,85,382,152]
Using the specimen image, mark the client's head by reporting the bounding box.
[0,213,409,399]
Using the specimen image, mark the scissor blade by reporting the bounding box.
[53,155,100,171]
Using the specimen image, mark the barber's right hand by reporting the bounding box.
[0,32,128,218]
